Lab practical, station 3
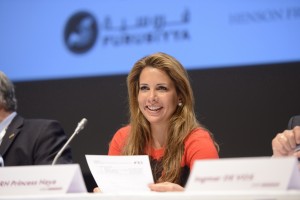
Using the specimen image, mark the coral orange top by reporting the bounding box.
[108,125,219,186]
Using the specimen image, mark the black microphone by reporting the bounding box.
[52,118,88,165]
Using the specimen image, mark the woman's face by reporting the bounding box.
[138,67,180,127]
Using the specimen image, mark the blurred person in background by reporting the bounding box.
[0,71,72,166]
[272,115,300,160]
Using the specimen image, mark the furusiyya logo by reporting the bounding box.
[64,11,98,54]
[64,9,191,54]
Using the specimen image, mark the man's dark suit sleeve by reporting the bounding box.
[33,120,73,165]
[1,115,73,166]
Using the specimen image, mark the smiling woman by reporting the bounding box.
[102,52,219,192]
[138,67,180,131]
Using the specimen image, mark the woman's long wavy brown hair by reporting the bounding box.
[122,52,218,184]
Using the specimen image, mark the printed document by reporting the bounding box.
[86,155,154,193]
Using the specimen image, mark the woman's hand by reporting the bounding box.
[148,182,184,192]
[93,187,101,193]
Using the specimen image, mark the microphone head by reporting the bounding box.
[76,118,88,133]
[79,118,88,128]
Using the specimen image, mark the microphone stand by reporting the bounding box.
[52,118,87,165]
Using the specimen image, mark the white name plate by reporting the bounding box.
[185,156,300,191]
[0,164,87,195]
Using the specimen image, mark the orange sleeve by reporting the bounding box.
[183,128,219,169]
[108,126,130,155]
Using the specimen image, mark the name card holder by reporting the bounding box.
[185,156,300,192]
[0,164,87,195]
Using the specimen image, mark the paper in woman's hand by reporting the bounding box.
[85,155,154,193]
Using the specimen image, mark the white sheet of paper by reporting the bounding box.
[0,164,87,195]
[86,155,154,193]
[185,156,300,192]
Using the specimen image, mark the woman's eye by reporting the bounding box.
[140,86,148,91]
[157,86,167,91]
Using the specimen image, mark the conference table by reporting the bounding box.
[1,190,300,200]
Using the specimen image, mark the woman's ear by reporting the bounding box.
[178,97,183,107]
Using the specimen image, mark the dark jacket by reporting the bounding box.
[0,114,72,166]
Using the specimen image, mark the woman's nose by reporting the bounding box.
[148,89,157,102]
